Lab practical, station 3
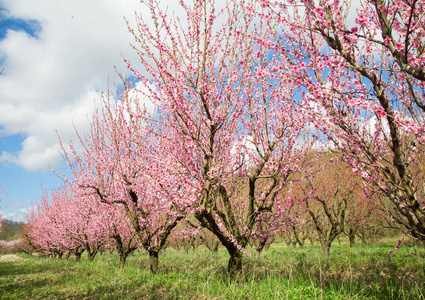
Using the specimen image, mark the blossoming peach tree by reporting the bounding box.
[60,82,193,273]
[35,0,319,279]
[123,0,318,279]
[258,0,425,241]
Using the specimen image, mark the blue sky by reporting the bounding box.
[0,12,57,222]
[0,9,40,39]
[0,0,156,222]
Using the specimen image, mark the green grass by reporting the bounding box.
[1,243,424,299]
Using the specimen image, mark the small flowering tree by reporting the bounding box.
[66,191,111,262]
[27,186,111,261]
[249,192,296,254]
[343,187,380,247]
[298,156,371,256]
[61,81,193,273]
[124,0,317,279]
[27,183,140,265]
[280,203,313,248]
[259,0,425,241]
[172,223,203,254]
[26,187,76,259]
[99,202,140,267]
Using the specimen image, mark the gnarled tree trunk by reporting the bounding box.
[227,246,243,281]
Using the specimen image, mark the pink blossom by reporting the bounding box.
[355,14,368,27]
[374,105,387,118]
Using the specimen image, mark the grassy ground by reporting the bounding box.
[1,243,424,299]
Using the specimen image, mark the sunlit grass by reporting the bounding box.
[1,243,424,299]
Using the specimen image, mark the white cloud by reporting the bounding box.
[0,0,157,170]
[1,207,29,223]
[0,88,103,170]
[0,0,232,171]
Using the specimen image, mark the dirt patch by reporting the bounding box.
[0,254,26,263]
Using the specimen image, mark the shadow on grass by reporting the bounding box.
[0,261,51,276]
[0,277,52,299]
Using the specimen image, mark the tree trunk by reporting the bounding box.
[112,234,131,267]
[348,228,356,248]
[227,247,243,282]
[320,237,331,257]
[195,211,246,281]
[321,242,330,257]
[87,251,97,262]
[75,252,82,262]
[149,251,159,273]
[74,246,85,262]
[118,248,136,268]
[256,244,265,256]
[119,253,128,268]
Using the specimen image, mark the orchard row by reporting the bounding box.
[19,0,425,280]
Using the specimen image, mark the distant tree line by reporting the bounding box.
[0,219,26,241]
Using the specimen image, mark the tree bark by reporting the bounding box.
[87,250,97,261]
[320,238,331,257]
[227,247,243,282]
[75,252,82,262]
[117,248,136,268]
[196,211,247,281]
[112,234,136,268]
[74,246,85,262]
[149,250,159,274]
[348,228,356,248]
[119,253,129,268]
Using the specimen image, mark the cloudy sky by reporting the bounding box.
[0,0,162,222]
